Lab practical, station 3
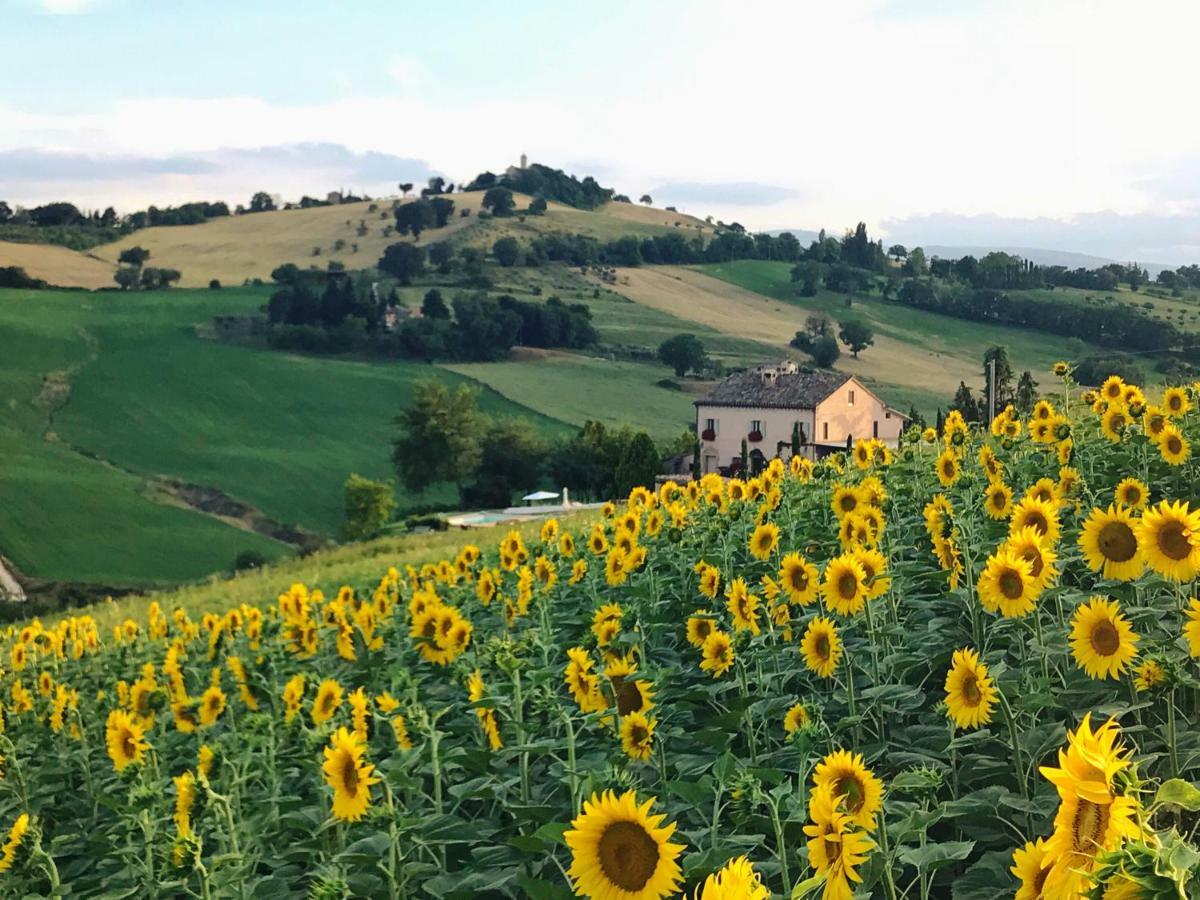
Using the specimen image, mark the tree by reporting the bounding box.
[421,289,450,319]
[614,431,660,496]
[983,346,1015,415]
[657,333,707,377]
[113,267,140,290]
[429,196,455,227]
[888,244,908,262]
[249,191,276,213]
[392,382,483,501]
[462,419,546,508]
[343,473,396,540]
[118,246,151,267]
[528,195,548,215]
[0,201,10,224]
[378,242,425,285]
[395,200,435,239]
[1015,371,1038,415]
[639,194,653,205]
[398,182,413,198]
[482,187,516,217]
[951,381,980,422]
[810,334,841,368]
[903,247,928,276]
[422,176,447,196]
[790,260,823,296]
[790,314,833,351]
[493,236,523,267]
[428,242,455,274]
[837,319,874,358]
[791,421,802,457]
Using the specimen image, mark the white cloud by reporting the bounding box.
[36,0,98,13]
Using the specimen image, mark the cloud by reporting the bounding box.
[650,182,800,207]
[0,148,216,181]
[36,0,98,13]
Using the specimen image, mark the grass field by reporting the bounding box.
[0,286,570,584]
[441,354,698,440]
[0,240,115,289]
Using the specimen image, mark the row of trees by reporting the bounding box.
[112,246,180,291]
[465,163,614,210]
[392,383,671,509]
[788,315,875,366]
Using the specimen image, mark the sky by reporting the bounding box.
[6,0,1200,262]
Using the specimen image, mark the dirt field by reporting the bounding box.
[599,266,981,397]
[0,241,116,289]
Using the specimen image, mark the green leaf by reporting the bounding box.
[899,840,975,873]
[1153,779,1200,811]
[791,873,826,898]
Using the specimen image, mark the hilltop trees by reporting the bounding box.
[482,187,516,217]
[378,243,426,285]
[658,333,708,377]
[398,182,413,197]
[118,246,151,267]
[640,194,653,205]
[249,191,276,213]
[0,202,12,223]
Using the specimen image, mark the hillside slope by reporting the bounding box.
[0,240,115,289]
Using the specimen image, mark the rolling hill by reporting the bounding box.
[0,240,115,288]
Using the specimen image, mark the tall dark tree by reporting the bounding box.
[951,381,980,422]
[378,242,425,285]
[482,187,516,217]
[395,200,435,239]
[118,246,151,267]
[657,334,707,377]
[1015,370,1039,415]
[983,346,1015,415]
[0,201,11,224]
[809,335,840,368]
[392,381,482,501]
[421,289,450,319]
[249,191,276,213]
[837,320,874,358]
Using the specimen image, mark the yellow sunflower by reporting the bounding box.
[1158,424,1190,465]
[105,708,148,771]
[1100,406,1128,443]
[564,790,684,900]
[1008,495,1061,546]
[803,783,874,900]
[724,578,761,635]
[1185,599,1200,657]
[696,562,722,600]
[831,484,861,519]
[943,648,997,729]
[322,726,380,822]
[1114,477,1148,510]
[935,448,961,487]
[1005,525,1059,592]
[800,616,842,678]
[748,522,779,560]
[700,631,735,678]
[0,813,29,874]
[311,679,343,726]
[1079,505,1145,581]
[1010,838,1052,900]
[812,749,884,831]
[783,702,809,735]
[1163,385,1191,416]
[685,613,716,648]
[1134,658,1165,692]
[851,547,891,600]
[1135,499,1200,581]
[983,481,1013,519]
[1069,597,1139,680]
[976,548,1038,618]
[199,685,226,727]
[779,553,819,606]
[821,553,868,616]
[695,856,769,900]
[619,711,656,762]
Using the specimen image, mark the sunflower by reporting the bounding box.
[1039,715,1142,898]
[935,448,961,487]
[322,726,380,822]
[1069,597,1139,680]
[614,677,655,716]
[1006,525,1059,592]
[199,685,226,727]
[979,445,1003,480]
[1163,385,1191,416]
[1135,499,1200,581]
[1157,424,1190,465]
[976,548,1038,618]
[1026,477,1058,505]
[1143,405,1169,441]
[685,613,716,648]
[779,553,819,606]
[831,485,861,519]
[800,617,843,678]
[589,527,609,556]
[565,790,684,900]
[1010,838,1052,900]
[813,749,884,831]
[1133,658,1165,692]
[105,708,148,771]
[1114,477,1148,510]
[851,547,891,600]
[1079,505,1145,581]
[804,783,874,900]
[821,554,868,616]
[605,550,629,587]
[1186,599,1200,657]
[747,521,779,561]
[174,771,196,838]
[695,856,769,900]
[1100,406,1128,443]
[0,814,29,874]
[700,631,735,678]
[725,578,761,635]
[696,562,721,599]
[620,711,656,761]
[983,481,1013,519]
[943,648,996,729]
[1101,375,1126,402]
[1009,495,1061,546]
[783,702,809,735]
[312,679,343,726]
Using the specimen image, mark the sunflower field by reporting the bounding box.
[2,367,1200,899]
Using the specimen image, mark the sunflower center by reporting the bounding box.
[816,635,830,659]
[121,733,138,759]
[1098,521,1138,563]
[837,573,858,600]
[1025,512,1049,535]
[597,821,659,892]
[835,775,865,813]
[961,673,982,706]
[788,569,808,592]
[1158,521,1192,561]
[629,724,649,745]
[998,569,1024,600]
[616,680,644,715]
[1123,487,1141,505]
[990,491,1005,509]
[1167,435,1183,454]
[341,754,360,794]
[1071,799,1110,855]
[1090,620,1120,657]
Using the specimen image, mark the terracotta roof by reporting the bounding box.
[695,369,852,409]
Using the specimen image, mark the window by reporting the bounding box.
[885,411,892,419]
[750,419,763,434]
[705,418,717,434]
[822,422,828,440]
[873,420,879,438]
[848,390,855,406]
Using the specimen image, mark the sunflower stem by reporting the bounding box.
[1167,687,1180,779]
[874,805,899,900]
[767,791,791,894]
[511,669,530,804]
[997,688,1032,834]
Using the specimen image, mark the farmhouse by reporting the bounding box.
[695,362,907,475]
